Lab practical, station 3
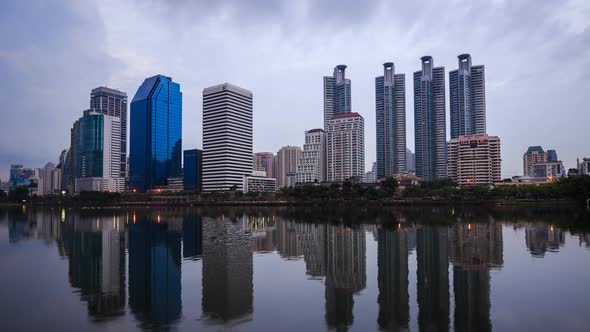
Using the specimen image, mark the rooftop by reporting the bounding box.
[526,146,545,154]
[332,112,363,119]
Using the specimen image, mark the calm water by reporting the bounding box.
[0,206,589,332]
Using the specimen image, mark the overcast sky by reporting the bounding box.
[1,0,589,180]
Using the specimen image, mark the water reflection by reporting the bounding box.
[1,206,589,331]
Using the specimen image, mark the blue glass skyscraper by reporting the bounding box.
[130,75,182,192]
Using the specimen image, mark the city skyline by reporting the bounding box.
[1,1,589,180]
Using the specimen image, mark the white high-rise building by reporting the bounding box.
[276,146,301,188]
[38,162,56,195]
[296,129,326,184]
[447,134,501,185]
[326,113,365,182]
[202,83,253,192]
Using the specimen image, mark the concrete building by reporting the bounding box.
[90,87,128,178]
[448,134,501,185]
[449,54,486,138]
[276,146,301,188]
[326,113,365,182]
[376,62,406,179]
[579,158,590,175]
[405,148,415,173]
[253,152,275,179]
[324,65,351,128]
[75,111,125,192]
[546,149,558,162]
[202,83,253,192]
[532,161,565,179]
[414,56,447,181]
[38,162,60,195]
[296,129,326,184]
[363,170,376,183]
[523,146,547,176]
[243,171,277,193]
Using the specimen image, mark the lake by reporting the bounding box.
[0,206,589,331]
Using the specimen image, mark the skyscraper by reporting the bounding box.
[75,111,125,192]
[90,87,128,178]
[414,56,447,181]
[276,146,301,187]
[523,146,547,176]
[324,65,351,128]
[449,54,486,139]
[202,83,253,192]
[130,75,182,192]
[376,62,406,179]
[326,113,365,182]
[296,129,326,184]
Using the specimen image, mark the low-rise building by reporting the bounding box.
[243,171,277,193]
[76,177,125,192]
[532,161,565,180]
[579,158,590,175]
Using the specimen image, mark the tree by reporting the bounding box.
[0,189,7,201]
[8,186,30,202]
[380,177,398,193]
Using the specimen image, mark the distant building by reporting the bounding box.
[183,149,202,192]
[296,129,326,184]
[243,171,277,193]
[276,146,301,188]
[253,152,275,179]
[414,56,447,181]
[324,65,351,128]
[363,171,376,183]
[546,150,558,162]
[532,161,565,179]
[130,75,182,192]
[38,162,58,195]
[405,149,415,172]
[326,113,365,182]
[449,54,486,138]
[447,134,501,185]
[202,83,253,192]
[75,111,125,192]
[580,158,590,175]
[523,146,547,176]
[375,62,406,179]
[90,87,128,178]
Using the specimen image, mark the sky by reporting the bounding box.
[1,0,589,180]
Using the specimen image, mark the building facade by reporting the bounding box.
[447,134,501,185]
[376,62,406,179]
[75,112,125,192]
[130,75,182,192]
[414,56,447,181]
[532,161,565,179]
[523,146,547,177]
[90,87,128,178]
[183,149,202,192]
[276,146,301,188]
[295,129,326,184]
[580,158,590,175]
[449,54,486,139]
[253,152,275,179]
[326,113,365,182]
[243,171,277,193]
[324,65,351,128]
[202,83,253,192]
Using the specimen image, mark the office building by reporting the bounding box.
[130,75,182,192]
[406,148,415,172]
[243,171,277,192]
[202,83,253,192]
[448,134,501,185]
[523,146,547,176]
[38,162,58,195]
[324,65,351,128]
[90,87,128,178]
[580,158,590,175]
[183,149,202,192]
[253,152,275,178]
[449,54,486,138]
[296,129,326,184]
[532,161,565,179]
[75,111,125,192]
[276,146,301,187]
[414,56,447,181]
[326,113,365,182]
[546,149,558,162]
[376,62,406,179]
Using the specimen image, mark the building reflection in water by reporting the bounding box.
[325,224,366,331]
[58,210,126,321]
[298,223,327,279]
[249,215,276,253]
[128,212,182,328]
[417,225,450,332]
[525,223,565,257]
[449,220,503,332]
[202,213,253,325]
[183,215,202,260]
[376,223,414,331]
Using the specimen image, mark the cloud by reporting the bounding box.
[0,0,588,180]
